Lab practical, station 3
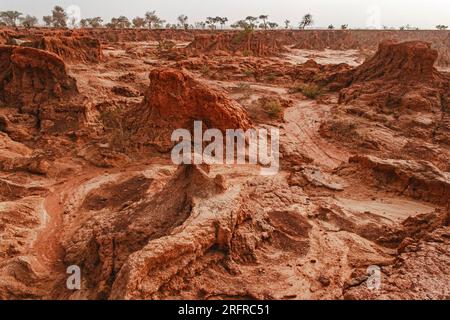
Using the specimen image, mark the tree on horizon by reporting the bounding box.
[177,14,189,30]
[20,15,38,28]
[0,11,23,27]
[259,15,269,29]
[51,6,67,28]
[299,13,313,29]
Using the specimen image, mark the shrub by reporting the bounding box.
[99,106,131,151]
[289,83,322,99]
[243,69,254,77]
[262,99,282,119]
[266,73,276,81]
[234,82,251,91]
[200,65,210,76]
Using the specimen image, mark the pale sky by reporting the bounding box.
[1,0,449,29]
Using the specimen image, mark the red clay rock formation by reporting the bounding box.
[293,30,359,51]
[127,67,252,152]
[343,155,450,206]
[288,59,353,89]
[58,164,233,299]
[339,41,449,112]
[186,32,285,57]
[0,45,86,135]
[0,45,78,111]
[0,30,10,45]
[28,36,103,63]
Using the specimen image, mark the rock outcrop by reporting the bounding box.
[339,41,448,112]
[127,67,252,152]
[342,155,450,206]
[27,36,103,63]
[0,45,86,135]
[0,45,78,111]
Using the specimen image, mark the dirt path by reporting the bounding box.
[283,99,349,169]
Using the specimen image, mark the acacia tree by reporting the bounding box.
[205,17,216,29]
[117,16,131,28]
[52,6,67,27]
[341,24,348,30]
[20,15,38,28]
[245,16,258,29]
[219,17,228,29]
[43,15,53,27]
[436,24,448,30]
[195,21,206,29]
[284,19,290,29]
[144,11,165,29]
[328,24,334,29]
[259,15,268,29]
[0,11,23,26]
[106,16,131,29]
[231,19,254,31]
[89,17,103,28]
[268,22,278,29]
[299,13,313,29]
[177,14,189,29]
[132,17,145,28]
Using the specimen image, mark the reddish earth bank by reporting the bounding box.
[0,28,449,300]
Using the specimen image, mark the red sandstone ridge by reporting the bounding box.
[185,32,285,57]
[28,36,104,63]
[339,40,448,111]
[127,67,252,152]
[0,45,78,111]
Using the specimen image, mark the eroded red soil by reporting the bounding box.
[0,28,449,300]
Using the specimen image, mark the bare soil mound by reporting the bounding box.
[0,45,78,110]
[126,67,252,152]
[0,45,86,137]
[339,40,448,112]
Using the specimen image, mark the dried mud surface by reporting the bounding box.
[0,29,449,300]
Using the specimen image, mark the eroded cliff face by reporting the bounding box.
[28,36,104,63]
[185,32,285,57]
[0,29,449,300]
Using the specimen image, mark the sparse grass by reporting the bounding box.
[266,73,276,82]
[99,106,131,151]
[157,40,175,51]
[326,119,359,142]
[243,69,255,77]
[231,27,253,45]
[200,65,210,76]
[235,82,251,91]
[289,83,323,99]
[261,99,283,119]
